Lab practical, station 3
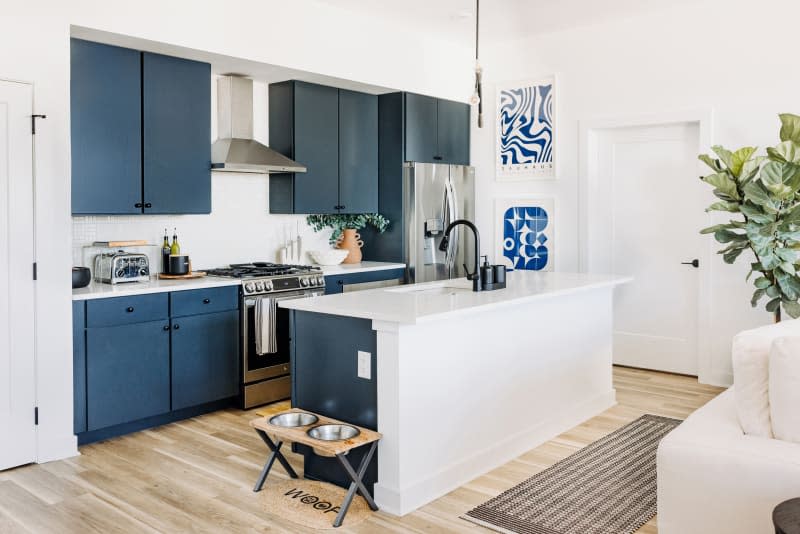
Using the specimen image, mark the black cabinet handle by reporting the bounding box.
[126,306,134,313]
[144,202,152,208]
[681,259,700,268]
[173,324,180,330]
[134,202,143,208]
[203,298,210,304]
[163,325,170,331]
[433,155,443,161]
[334,205,345,210]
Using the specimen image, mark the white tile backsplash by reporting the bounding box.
[72,173,333,271]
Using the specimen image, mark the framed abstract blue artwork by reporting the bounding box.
[496,76,556,180]
[495,197,555,271]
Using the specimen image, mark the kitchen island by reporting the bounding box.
[280,271,630,516]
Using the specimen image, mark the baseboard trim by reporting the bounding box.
[374,389,617,516]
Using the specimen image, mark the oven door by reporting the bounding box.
[242,289,323,383]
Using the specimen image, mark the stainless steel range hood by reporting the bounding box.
[211,75,306,174]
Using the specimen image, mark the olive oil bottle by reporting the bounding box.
[161,229,171,274]
[170,228,180,256]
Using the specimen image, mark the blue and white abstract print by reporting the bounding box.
[496,77,556,179]
[495,198,555,272]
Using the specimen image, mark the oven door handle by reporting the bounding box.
[245,291,322,307]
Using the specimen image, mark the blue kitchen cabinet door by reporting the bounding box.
[70,39,142,214]
[170,310,239,410]
[437,99,470,166]
[72,301,87,434]
[86,320,171,431]
[338,89,378,214]
[292,82,340,214]
[404,93,438,164]
[142,52,211,214]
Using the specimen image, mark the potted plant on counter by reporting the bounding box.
[306,213,390,264]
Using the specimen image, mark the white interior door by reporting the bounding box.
[587,122,704,375]
[0,80,36,470]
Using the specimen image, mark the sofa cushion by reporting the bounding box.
[770,337,800,443]
[731,320,800,437]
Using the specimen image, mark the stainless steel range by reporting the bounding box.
[206,262,325,408]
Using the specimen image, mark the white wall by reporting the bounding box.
[2,0,471,463]
[471,0,800,385]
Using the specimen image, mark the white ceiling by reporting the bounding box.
[314,0,699,46]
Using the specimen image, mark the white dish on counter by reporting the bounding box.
[308,249,349,265]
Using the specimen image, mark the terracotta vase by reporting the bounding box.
[337,228,363,264]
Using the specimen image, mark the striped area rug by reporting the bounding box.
[462,414,681,534]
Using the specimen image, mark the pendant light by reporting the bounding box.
[470,0,483,128]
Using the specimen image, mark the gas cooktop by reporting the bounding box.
[206,262,321,279]
[206,262,324,295]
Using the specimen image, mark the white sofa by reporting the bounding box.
[657,387,800,533]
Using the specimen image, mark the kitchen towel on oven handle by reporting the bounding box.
[254,296,278,355]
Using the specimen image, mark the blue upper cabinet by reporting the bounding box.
[339,89,378,214]
[143,53,211,214]
[269,81,378,214]
[71,39,142,214]
[403,92,470,166]
[70,39,211,215]
[404,93,438,164]
[437,99,470,166]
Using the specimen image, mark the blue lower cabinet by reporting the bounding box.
[171,310,239,410]
[86,320,171,431]
[72,301,87,434]
[324,268,406,294]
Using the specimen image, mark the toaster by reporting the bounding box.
[93,251,150,284]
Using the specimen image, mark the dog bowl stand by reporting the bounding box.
[250,408,382,528]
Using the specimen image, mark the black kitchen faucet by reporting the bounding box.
[439,219,482,292]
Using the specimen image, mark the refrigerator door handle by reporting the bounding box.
[444,177,459,275]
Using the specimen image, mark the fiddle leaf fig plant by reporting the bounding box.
[700,113,800,321]
[306,213,390,245]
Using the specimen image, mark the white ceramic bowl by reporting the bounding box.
[308,249,349,266]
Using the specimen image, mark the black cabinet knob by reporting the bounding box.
[173,324,180,330]
[337,280,343,285]
[144,202,152,208]
[433,155,443,161]
[163,325,170,331]
[126,306,134,313]
[203,298,210,304]
[134,202,143,208]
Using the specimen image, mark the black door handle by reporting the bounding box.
[681,259,700,268]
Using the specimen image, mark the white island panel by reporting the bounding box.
[372,284,617,515]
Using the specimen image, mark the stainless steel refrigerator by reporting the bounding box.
[403,162,475,284]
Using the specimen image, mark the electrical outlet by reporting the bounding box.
[357,351,371,380]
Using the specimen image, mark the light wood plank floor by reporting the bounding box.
[0,367,723,533]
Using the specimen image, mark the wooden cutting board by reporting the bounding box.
[157,271,207,280]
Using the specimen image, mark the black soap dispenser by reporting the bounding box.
[480,256,494,287]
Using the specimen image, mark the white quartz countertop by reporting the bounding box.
[72,276,241,301]
[318,261,405,275]
[279,271,632,324]
[72,262,406,300]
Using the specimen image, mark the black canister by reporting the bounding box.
[493,264,506,285]
[169,255,190,275]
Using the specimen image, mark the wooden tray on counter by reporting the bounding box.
[157,271,207,280]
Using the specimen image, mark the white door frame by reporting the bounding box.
[578,109,715,383]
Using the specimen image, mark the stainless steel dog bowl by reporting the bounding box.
[307,424,360,441]
[268,412,319,427]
